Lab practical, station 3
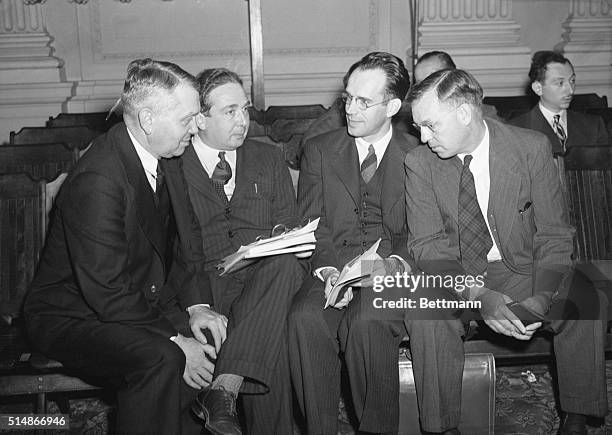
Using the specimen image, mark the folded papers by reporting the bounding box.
[217,218,319,275]
[324,239,381,308]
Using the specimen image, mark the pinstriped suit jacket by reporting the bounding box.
[298,127,419,271]
[181,138,299,272]
[405,118,575,296]
[510,105,608,154]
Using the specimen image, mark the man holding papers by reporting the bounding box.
[288,52,431,435]
[182,68,304,435]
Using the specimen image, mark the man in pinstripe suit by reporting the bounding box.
[182,68,305,435]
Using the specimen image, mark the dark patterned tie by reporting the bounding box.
[553,114,567,153]
[211,151,232,203]
[458,155,493,276]
[360,144,377,183]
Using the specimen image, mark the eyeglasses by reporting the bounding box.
[341,92,389,111]
[412,109,456,136]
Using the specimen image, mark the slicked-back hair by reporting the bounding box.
[407,68,483,112]
[342,51,411,101]
[196,68,244,114]
[121,58,197,115]
[528,50,573,84]
[416,51,456,70]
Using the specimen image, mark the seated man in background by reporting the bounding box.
[183,67,305,435]
[414,50,500,120]
[406,68,607,435]
[289,52,458,435]
[510,50,608,153]
[24,58,220,435]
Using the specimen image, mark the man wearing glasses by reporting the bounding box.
[182,68,305,435]
[288,52,442,435]
[406,68,607,434]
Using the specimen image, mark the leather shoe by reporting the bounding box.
[558,412,587,435]
[191,387,242,435]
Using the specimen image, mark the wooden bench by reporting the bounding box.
[46,112,121,131]
[0,143,77,182]
[9,125,99,153]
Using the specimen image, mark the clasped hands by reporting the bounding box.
[323,254,408,309]
[172,305,228,389]
[475,287,550,340]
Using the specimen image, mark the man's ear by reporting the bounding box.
[138,108,154,135]
[195,112,206,130]
[531,81,543,97]
[456,103,472,126]
[386,98,402,118]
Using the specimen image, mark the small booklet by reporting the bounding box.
[324,239,381,308]
[217,218,319,275]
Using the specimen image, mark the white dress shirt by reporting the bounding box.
[191,134,237,200]
[354,125,393,168]
[126,126,159,192]
[539,102,568,134]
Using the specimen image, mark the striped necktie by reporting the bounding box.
[553,114,567,153]
[360,144,377,183]
[458,155,493,276]
[211,151,231,203]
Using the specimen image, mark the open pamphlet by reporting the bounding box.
[324,238,381,308]
[217,218,319,275]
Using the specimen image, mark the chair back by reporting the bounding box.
[9,126,99,151]
[0,173,47,321]
[0,143,77,181]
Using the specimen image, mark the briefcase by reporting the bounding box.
[398,351,495,435]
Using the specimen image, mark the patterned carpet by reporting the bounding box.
[1,362,611,434]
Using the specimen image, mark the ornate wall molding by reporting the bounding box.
[417,0,531,95]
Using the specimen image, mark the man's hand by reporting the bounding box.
[354,255,407,288]
[322,268,352,309]
[188,305,228,353]
[477,289,541,340]
[173,334,217,389]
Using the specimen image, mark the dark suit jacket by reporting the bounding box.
[405,118,575,296]
[181,138,298,271]
[299,127,418,271]
[24,123,209,342]
[510,105,608,154]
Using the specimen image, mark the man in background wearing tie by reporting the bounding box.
[24,58,221,435]
[182,68,304,435]
[406,68,607,434]
[510,50,608,153]
[288,52,450,435]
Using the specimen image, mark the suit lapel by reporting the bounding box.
[531,107,564,154]
[487,121,522,246]
[333,135,360,207]
[231,144,250,202]
[436,156,461,226]
[114,125,166,263]
[182,144,226,206]
[380,133,406,214]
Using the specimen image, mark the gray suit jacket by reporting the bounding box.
[405,118,575,296]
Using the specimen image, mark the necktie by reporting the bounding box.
[360,144,377,183]
[211,151,232,203]
[458,155,493,276]
[154,163,165,207]
[553,114,567,153]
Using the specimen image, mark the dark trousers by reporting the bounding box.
[486,261,608,416]
[26,316,201,435]
[209,254,304,435]
[288,276,345,435]
[339,288,465,433]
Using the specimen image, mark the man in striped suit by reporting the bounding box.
[182,68,305,435]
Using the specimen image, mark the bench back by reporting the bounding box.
[0,143,77,181]
[9,126,99,151]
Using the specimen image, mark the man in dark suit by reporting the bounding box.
[510,51,608,154]
[183,68,304,435]
[24,59,226,435]
[289,52,462,435]
[406,68,607,434]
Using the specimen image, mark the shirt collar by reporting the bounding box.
[457,121,489,164]
[355,125,393,158]
[191,134,237,172]
[126,126,158,178]
[538,102,567,126]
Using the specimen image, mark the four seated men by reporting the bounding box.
[23,50,608,434]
